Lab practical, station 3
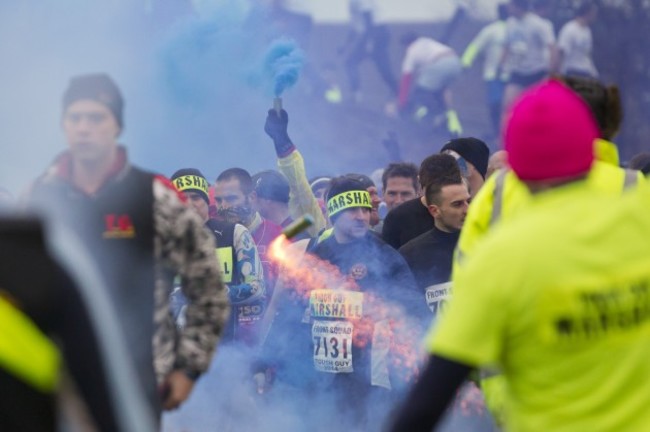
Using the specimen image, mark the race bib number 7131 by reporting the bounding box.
[312,320,354,373]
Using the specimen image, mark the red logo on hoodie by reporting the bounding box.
[103,214,135,239]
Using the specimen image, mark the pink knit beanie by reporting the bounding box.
[504,80,600,181]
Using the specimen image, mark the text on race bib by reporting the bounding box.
[237,302,264,324]
[312,320,354,373]
[216,247,233,284]
[309,289,364,319]
[425,282,452,315]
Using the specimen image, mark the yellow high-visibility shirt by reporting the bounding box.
[595,138,620,166]
[429,180,650,431]
[454,158,644,280]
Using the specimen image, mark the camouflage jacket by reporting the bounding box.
[152,178,230,381]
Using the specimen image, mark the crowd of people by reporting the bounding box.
[2,1,650,432]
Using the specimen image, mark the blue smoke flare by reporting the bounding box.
[262,38,304,97]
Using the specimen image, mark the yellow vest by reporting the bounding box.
[431,181,650,431]
[455,159,643,276]
[453,149,644,426]
[0,295,60,392]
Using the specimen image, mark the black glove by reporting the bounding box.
[264,109,296,158]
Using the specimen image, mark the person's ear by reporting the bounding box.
[427,204,440,219]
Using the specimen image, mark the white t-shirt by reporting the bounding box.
[402,37,455,74]
[558,20,597,77]
[505,13,555,75]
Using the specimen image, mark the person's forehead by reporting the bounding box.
[214,178,243,195]
[64,99,111,114]
[441,183,469,201]
[337,206,370,217]
[385,176,416,191]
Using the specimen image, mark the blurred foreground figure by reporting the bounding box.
[0,216,154,431]
[26,74,229,415]
[389,81,650,432]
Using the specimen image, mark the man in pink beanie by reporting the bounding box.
[388,79,650,432]
[504,79,599,185]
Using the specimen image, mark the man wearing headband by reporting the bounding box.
[170,168,264,346]
[26,73,229,415]
[257,176,427,430]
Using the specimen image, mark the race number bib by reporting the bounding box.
[216,247,234,283]
[425,282,452,315]
[309,289,364,319]
[237,301,264,324]
[312,320,354,373]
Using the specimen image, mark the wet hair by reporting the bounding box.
[382,162,419,192]
[425,174,465,206]
[418,154,463,189]
[560,75,622,141]
[629,152,650,176]
[216,167,253,195]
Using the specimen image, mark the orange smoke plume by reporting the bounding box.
[269,235,424,383]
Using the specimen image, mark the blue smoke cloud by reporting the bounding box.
[262,38,304,97]
[157,0,253,108]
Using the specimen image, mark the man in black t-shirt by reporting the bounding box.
[399,172,469,317]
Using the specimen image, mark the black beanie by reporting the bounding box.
[441,138,490,179]
[171,168,210,204]
[343,173,375,190]
[62,73,124,130]
[326,177,372,222]
[252,170,290,204]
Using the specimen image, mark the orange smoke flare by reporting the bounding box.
[268,235,425,383]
